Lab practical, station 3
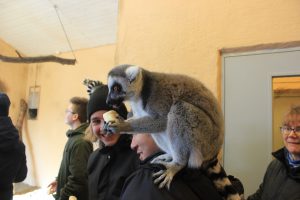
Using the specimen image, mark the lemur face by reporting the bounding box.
[106,76,128,107]
[107,65,142,107]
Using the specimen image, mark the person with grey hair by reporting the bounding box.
[248,105,300,200]
[48,97,93,200]
[0,93,27,200]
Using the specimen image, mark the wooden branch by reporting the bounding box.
[0,54,76,65]
[15,99,28,141]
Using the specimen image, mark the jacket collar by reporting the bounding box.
[139,151,166,172]
[99,134,132,154]
[272,148,300,180]
[141,151,164,165]
[66,123,88,137]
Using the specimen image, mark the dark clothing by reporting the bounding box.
[87,135,139,200]
[247,148,300,200]
[0,117,27,200]
[120,152,223,200]
[56,123,92,200]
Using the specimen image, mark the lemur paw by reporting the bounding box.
[103,120,130,134]
[152,162,184,190]
[151,153,173,164]
[103,122,115,134]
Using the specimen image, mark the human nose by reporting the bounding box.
[130,136,138,150]
[93,123,103,135]
[287,129,298,136]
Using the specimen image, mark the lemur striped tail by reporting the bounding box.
[202,158,243,200]
[83,79,104,96]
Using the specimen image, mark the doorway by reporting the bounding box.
[222,47,300,196]
[272,76,300,151]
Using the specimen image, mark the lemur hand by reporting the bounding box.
[102,110,130,134]
[103,119,131,134]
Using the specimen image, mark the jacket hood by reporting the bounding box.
[0,117,19,151]
[272,147,300,180]
[66,123,89,137]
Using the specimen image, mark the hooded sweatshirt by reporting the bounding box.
[0,116,27,200]
[55,123,92,200]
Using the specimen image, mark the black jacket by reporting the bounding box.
[120,152,223,200]
[87,135,139,200]
[0,117,27,200]
[56,123,92,200]
[247,148,300,200]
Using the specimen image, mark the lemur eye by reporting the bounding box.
[113,85,119,92]
[128,77,135,84]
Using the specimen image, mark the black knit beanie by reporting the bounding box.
[87,85,128,121]
[0,93,10,116]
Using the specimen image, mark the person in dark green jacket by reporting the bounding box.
[48,97,93,200]
[248,105,300,200]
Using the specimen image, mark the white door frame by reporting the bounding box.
[221,47,300,196]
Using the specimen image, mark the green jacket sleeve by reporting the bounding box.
[59,140,92,200]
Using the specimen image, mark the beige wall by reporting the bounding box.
[23,45,117,186]
[1,0,300,187]
[116,0,300,95]
[0,39,28,122]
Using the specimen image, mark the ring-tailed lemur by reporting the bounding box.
[105,64,241,200]
[83,79,103,96]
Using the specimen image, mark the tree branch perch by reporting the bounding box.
[0,54,76,65]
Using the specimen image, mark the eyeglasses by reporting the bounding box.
[65,109,76,114]
[280,126,300,135]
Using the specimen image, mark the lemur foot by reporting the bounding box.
[151,153,173,163]
[152,160,184,189]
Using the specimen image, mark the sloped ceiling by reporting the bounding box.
[0,0,118,56]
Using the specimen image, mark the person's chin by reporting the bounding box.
[287,144,300,152]
[102,137,117,146]
[138,153,145,161]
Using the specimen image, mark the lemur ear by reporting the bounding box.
[126,66,141,84]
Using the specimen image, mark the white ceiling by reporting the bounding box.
[0,0,118,56]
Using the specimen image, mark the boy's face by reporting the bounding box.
[131,134,160,161]
[64,104,76,126]
[90,110,120,146]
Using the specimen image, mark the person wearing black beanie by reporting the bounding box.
[87,85,128,122]
[86,84,139,200]
[0,93,27,200]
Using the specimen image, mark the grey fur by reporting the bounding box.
[106,65,240,200]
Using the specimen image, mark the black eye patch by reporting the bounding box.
[111,83,122,93]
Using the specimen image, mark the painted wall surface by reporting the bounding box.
[116,0,300,95]
[24,45,116,187]
[0,39,28,122]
